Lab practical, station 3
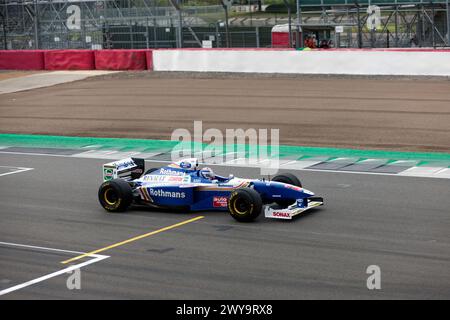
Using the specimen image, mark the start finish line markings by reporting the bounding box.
[0,242,109,296]
[0,166,33,177]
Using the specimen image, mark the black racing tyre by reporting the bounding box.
[98,179,133,212]
[272,172,302,187]
[272,173,302,207]
[228,187,263,222]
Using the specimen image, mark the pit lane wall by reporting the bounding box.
[153,49,450,76]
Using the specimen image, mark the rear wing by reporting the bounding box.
[103,158,145,182]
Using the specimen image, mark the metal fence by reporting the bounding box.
[0,0,448,50]
[328,5,450,48]
[0,0,223,49]
[101,23,272,49]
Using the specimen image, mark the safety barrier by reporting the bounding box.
[0,49,154,71]
[0,50,45,70]
[94,50,147,70]
[1,48,450,76]
[146,50,154,71]
[44,50,96,70]
[152,48,450,76]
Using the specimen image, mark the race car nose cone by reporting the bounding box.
[302,188,315,196]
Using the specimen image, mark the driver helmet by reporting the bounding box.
[199,167,215,180]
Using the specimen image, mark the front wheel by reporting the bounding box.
[98,179,133,212]
[228,187,263,222]
[272,173,302,207]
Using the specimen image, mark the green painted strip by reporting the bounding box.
[1,133,450,164]
[0,134,177,151]
[278,145,450,163]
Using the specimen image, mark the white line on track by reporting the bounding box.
[0,241,86,255]
[0,241,109,296]
[0,151,75,157]
[0,166,34,177]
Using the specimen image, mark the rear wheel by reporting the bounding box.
[272,173,302,207]
[98,179,133,212]
[228,188,263,222]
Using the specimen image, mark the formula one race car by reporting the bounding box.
[98,158,323,222]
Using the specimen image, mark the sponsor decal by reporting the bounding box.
[272,211,290,218]
[143,175,186,183]
[143,175,166,182]
[159,168,185,176]
[149,188,186,199]
[103,168,114,181]
[179,161,192,169]
[113,159,135,170]
[213,196,228,208]
[168,176,184,182]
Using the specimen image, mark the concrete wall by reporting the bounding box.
[153,49,450,76]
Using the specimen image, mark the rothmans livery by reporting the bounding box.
[98,158,324,222]
[149,188,186,199]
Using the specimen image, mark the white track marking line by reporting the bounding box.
[0,255,108,296]
[280,160,328,169]
[434,167,450,174]
[0,150,449,179]
[0,166,33,177]
[0,241,109,296]
[284,166,449,178]
[0,241,101,257]
[398,166,445,176]
[0,151,78,157]
[433,168,450,178]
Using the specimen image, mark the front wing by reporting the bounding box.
[264,197,324,220]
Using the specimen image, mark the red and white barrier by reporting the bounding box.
[94,50,147,70]
[44,50,95,70]
[145,50,154,71]
[0,50,45,70]
[1,48,449,76]
[153,49,450,76]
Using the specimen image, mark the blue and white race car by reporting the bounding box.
[98,158,323,222]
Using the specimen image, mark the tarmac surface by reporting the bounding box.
[1,152,449,299]
[0,72,449,152]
